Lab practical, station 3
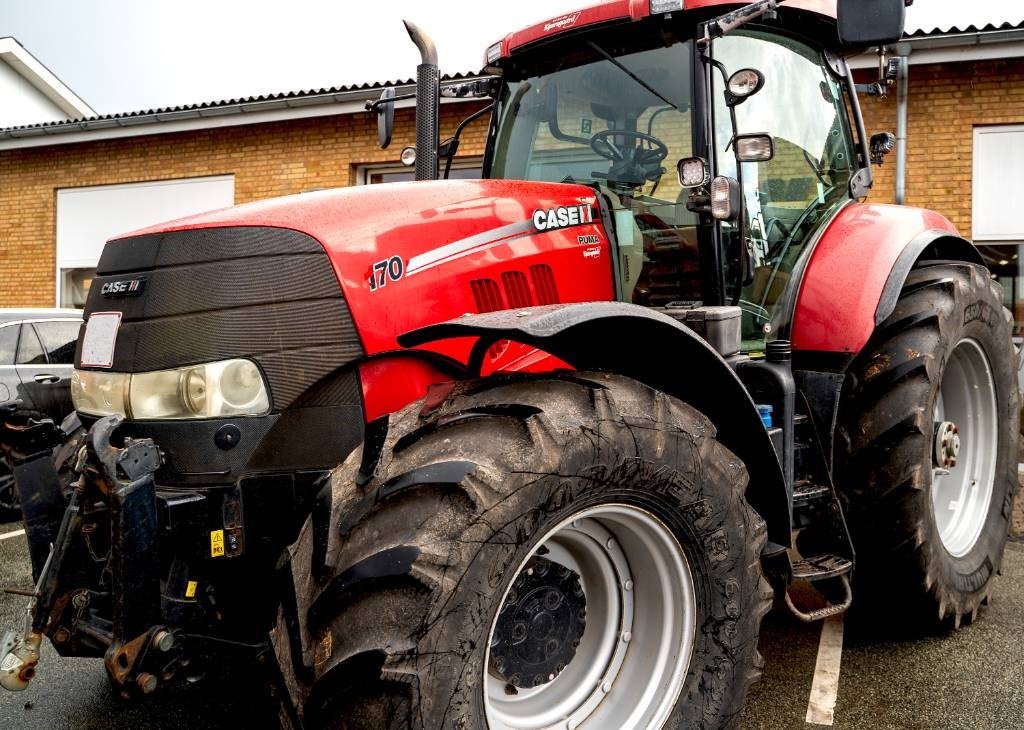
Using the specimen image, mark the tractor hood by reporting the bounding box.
[114,179,615,356]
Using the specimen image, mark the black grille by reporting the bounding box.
[80,226,364,411]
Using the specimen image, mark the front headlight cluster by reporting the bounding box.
[72,359,270,420]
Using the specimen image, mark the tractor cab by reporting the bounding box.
[485,2,870,353]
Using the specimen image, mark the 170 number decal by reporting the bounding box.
[368,256,404,292]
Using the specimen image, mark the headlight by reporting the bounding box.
[71,370,129,418]
[73,359,270,420]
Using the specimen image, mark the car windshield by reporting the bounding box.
[490,39,701,306]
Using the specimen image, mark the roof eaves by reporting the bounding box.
[0,71,482,140]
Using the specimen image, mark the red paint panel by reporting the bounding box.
[492,0,836,59]
[791,203,959,354]
[359,357,453,423]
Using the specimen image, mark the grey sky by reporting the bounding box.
[2,0,1022,116]
[0,1,584,114]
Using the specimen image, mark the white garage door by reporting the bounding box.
[55,175,234,306]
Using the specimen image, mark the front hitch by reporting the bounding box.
[0,412,168,696]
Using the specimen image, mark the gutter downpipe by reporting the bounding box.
[895,43,911,205]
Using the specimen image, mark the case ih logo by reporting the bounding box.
[544,12,581,33]
[101,277,147,297]
[533,205,595,232]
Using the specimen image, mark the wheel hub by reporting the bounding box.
[933,420,961,470]
[489,557,586,689]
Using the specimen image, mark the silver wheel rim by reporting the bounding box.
[932,338,999,557]
[484,504,695,729]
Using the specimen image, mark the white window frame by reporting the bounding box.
[973,125,1024,243]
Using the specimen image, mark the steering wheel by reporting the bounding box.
[591,130,669,165]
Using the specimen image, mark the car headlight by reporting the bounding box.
[73,359,270,420]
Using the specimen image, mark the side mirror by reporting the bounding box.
[376,87,396,149]
[870,131,896,165]
[837,0,906,48]
[734,134,774,163]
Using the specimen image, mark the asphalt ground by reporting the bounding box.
[1,517,1022,729]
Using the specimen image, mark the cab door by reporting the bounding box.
[15,319,81,420]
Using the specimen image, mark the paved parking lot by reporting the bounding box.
[1,518,1022,729]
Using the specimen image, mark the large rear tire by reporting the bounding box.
[837,262,1019,628]
[273,372,771,728]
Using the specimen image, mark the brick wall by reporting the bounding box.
[857,57,1024,235]
[0,102,489,306]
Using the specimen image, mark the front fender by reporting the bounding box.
[791,203,983,355]
[400,302,791,544]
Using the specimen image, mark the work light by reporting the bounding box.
[677,157,710,188]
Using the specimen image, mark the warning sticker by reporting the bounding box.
[210,530,225,558]
[185,580,198,598]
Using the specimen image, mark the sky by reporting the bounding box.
[2,0,1023,117]
[0,1,585,114]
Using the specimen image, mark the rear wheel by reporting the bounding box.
[274,372,771,728]
[837,262,1019,628]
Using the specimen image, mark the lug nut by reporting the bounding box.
[136,672,158,694]
[152,630,175,653]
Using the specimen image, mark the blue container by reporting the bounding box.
[756,404,774,429]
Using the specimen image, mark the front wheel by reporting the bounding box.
[274,372,771,729]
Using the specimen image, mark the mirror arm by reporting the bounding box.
[441,103,495,179]
[699,0,779,47]
[365,92,418,113]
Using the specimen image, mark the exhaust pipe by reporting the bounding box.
[403,20,440,181]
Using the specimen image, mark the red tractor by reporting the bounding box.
[1,1,1018,727]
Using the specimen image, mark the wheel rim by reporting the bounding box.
[484,504,695,729]
[932,338,999,557]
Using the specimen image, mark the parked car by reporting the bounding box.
[0,309,82,514]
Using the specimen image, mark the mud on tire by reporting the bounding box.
[837,262,1019,629]
[273,372,772,729]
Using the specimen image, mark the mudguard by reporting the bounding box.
[400,302,791,544]
[791,203,983,355]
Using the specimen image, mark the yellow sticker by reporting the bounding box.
[185,580,198,598]
[210,529,225,558]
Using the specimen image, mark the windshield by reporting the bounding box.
[713,31,855,350]
[490,39,701,306]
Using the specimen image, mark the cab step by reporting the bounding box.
[792,553,852,582]
[784,553,853,623]
[792,480,831,506]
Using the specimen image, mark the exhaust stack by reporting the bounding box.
[403,20,440,181]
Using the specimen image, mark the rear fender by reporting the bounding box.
[399,302,791,544]
[792,203,983,355]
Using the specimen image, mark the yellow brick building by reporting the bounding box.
[2,20,1024,323]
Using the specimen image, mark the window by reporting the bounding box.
[16,325,45,365]
[359,161,483,185]
[714,31,855,350]
[34,320,81,365]
[0,325,19,366]
[489,38,700,306]
[61,268,95,308]
[974,126,1024,334]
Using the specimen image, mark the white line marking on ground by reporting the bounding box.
[805,614,846,726]
[0,528,25,541]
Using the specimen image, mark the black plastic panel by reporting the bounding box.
[78,226,364,411]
